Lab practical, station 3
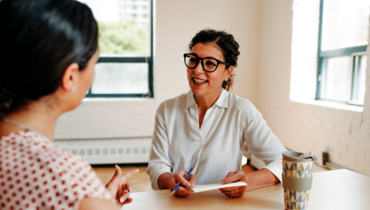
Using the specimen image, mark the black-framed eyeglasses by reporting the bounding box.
[183,53,230,73]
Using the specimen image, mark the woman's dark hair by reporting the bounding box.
[0,0,98,116]
[189,29,240,91]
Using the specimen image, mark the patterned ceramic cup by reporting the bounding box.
[282,151,316,210]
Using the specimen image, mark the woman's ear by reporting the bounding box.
[225,66,234,80]
[61,63,79,92]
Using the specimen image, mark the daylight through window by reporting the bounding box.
[316,0,369,105]
[79,0,153,97]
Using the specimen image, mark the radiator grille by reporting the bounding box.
[54,138,152,164]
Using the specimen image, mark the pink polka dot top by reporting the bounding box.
[0,131,113,210]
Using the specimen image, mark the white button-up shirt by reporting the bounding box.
[146,89,287,190]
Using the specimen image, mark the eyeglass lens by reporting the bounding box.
[185,54,218,72]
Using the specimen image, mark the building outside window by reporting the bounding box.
[316,0,369,106]
[78,0,153,97]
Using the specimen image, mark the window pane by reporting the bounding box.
[321,0,370,50]
[92,63,149,94]
[352,55,367,104]
[321,57,352,101]
[79,0,151,56]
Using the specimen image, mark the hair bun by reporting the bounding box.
[0,87,16,116]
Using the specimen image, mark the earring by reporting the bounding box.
[71,87,76,93]
[225,78,228,82]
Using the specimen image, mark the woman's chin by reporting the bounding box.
[190,88,209,98]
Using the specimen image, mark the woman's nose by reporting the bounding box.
[194,61,205,73]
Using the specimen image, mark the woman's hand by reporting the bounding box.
[219,171,248,198]
[105,165,139,206]
[169,169,197,197]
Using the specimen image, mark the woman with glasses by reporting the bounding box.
[0,0,138,209]
[146,29,287,198]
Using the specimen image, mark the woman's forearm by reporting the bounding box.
[245,168,280,191]
[157,172,172,190]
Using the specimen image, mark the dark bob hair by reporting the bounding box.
[189,29,240,91]
[0,0,98,116]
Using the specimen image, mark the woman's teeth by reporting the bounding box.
[193,78,207,83]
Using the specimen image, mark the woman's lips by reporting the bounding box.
[193,77,207,83]
[192,77,208,86]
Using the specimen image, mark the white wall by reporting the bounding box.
[55,1,261,139]
[258,0,370,176]
[55,0,370,175]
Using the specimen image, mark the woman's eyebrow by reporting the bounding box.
[192,53,219,60]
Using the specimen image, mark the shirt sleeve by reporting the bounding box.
[243,109,287,182]
[146,103,173,190]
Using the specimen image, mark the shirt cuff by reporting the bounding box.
[147,165,172,190]
[262,159,283,183]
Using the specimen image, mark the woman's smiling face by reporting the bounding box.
[187,42,233,98]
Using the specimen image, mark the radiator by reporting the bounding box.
[54,137,152,165]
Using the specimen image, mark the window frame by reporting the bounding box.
[85,0,154,98]
[316,0,367,106]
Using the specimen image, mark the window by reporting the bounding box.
[316,0,369,105]
[78,0,153,98]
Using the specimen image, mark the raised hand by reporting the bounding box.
[105,165,139,205]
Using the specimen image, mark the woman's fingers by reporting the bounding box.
[118,169,139,184]
[117,183,133,202]
[122,183,132,193]
[105,165,138,205]
[221,171,245,184]
[222,189,245,198]
[187,174,197,188]
[174,186,192,197]
[220,186,247,196]
[172,181,192,197]
[219,186,238,192]
[118,191,130,204]
[219,171,247,198]
[122,197,133,205]
[106,165,122,189]
[174,170,191,188]
[170,173,192,197]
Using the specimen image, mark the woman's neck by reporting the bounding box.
[195,88,223,111]
[0,97,62,141]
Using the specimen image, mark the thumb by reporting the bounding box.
[221,172,244,184]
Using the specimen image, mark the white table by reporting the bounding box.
[122,169,370,209]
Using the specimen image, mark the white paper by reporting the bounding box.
[190,182,247,193]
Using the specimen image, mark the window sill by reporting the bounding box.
[82,97,155,103]
[291,98,363,112]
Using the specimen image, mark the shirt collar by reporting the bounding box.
[215,89,229,108]
[186,90,196,109]
[185,89,229,109]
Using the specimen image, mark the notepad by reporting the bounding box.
[189,182,247,193]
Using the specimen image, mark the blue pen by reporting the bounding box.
[171,168,193,196]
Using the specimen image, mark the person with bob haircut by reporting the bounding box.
[0,0,138,209]
[147,29,287,197]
